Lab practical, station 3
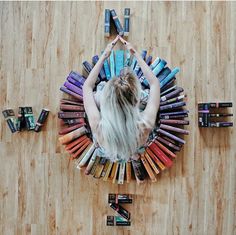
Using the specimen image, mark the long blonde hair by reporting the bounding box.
[98,68,146,161]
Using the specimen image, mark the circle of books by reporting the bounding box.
[58,50,189,184]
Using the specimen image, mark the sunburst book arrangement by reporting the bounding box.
[58,49,189,184]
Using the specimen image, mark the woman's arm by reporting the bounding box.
[83,36,119,132]
[119,37,160,128]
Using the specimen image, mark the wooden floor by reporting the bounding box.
[0,2,236,235]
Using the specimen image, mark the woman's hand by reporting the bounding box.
[119,37,136,54]
[102,35,120,59]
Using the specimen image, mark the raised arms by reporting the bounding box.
[83,36,120,132]
[119,37,160,128]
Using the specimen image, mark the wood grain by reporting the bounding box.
[0,2,235,235]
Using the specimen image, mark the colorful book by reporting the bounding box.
[115,50,124,76]
[104,9,111,37]
[109,50,115,78]
[110,9,124,35]
[124,8,130,36]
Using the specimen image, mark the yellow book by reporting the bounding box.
[103,162,113,181]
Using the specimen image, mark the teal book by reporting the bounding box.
[160,67,180,88]
[115,50,124,76]
[109,50,115,78]
[124,50,131,67]
[152,59,167,76]
[102,51,111,80]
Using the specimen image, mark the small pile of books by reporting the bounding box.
[104,8,130,37]
[58,50,189,184]
[198,102,233,127]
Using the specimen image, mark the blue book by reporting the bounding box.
[124,8,130,37]
[160,77,176,92]
[130,56,137,71]
[160,67,180,88]
[92,55,106,80]
[82,61,93,74]
[115,50,124,76]
[152,59,167,76]
[133,50,147,75]
[124,50,131,67]
[145,55,153,66]
[102,53,111,80]
[150,56,160,70]
[157,67,171,82]
[109,50,115,78]
[104,9,110,37]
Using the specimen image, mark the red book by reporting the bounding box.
[59,123,86,135]
[154,140,176,158]
[65,135,87,151]
[71,139,92,159]
[148,142,173,168]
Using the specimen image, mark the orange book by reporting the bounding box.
[144,152,160,175]
[154,140,176,158]
[126,161,131,183]
[140,154,156,182]
[58,126,87,144]
[146,148,166,171]
[65,135,87,151]
[71,139,91,159]
[68,137,90,154]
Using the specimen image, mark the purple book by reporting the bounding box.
[64,81,83,97]
[60,87,83,101]
[67,76,84,89]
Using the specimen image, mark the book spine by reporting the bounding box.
[157,67,171,82]
[109,50,115,78]
[65,135,87,151]
[110,9,124,35]
[160,114,188,120]
[160,85,177,96]
[103,162,113,181]
[144,152,160,175]
[104,9,111,37]
[131,158,146,182]
[103,56,111,80]
[71,139,92,159]
[92,55,106,80]
[157,129,186,144]
[67,76,84,89]
[160,67,180,88]
[123,8,130,36]
[58,112,86,119]
[154,140,176,158]
[155,136,181,151]
[160,87,184,102]
[2,109,17,133]
[82,61,93,74]
[23,107,35,130]
[140,154,157,182]
[69,71,86,84]
[159,101,186,111]
[74,143,93,167]
[148,142,173,168]
[159,119,189,125]
[152,59,167,76]
[59,123,85,135]
[58,126,87,145]
[60,86,83,101]
[85,149,98,175]
[64,81,83,97]
[117,162,125,184]
[60,104,84,112]
[146,148,166,171]
[209,122,233,127]
[77,144,96,168]
[160,94,186,106]
[115,50,124,76]
[126,161,131,183]
[160,124,189,135]
[150,57,160,70]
